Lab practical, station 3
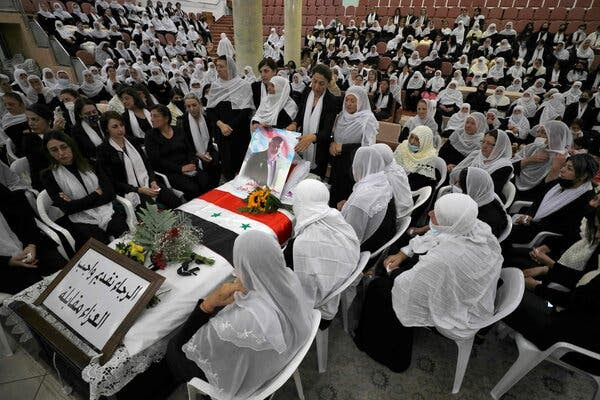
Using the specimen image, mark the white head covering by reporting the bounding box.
[392,193,502,339]
[437,80,463,106]
[448,112,487,156]
[562,81,582,105]
[373,143,414,217]
[539,92,566,124]
[507,105,530,134]
[446,103,471,132]
[217,32,235,58]
[514,89,537,117]
[333,86,378,146]
[463,167,496,206]
[206,56,254,110]
[79,70,106,98]
[394,125,438,179]
[427,70,445,93]
[253,76,297,126]
[292,179,360,319]
[404,99,439,134]
[182,231,312,400]
[406,71,426,89]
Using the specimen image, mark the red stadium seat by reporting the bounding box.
[500,0,513,6]
[576,0,592,7]
[447,0,459,5]
[503,7,518,19]
[122,32,131,45]
[568,8,585,20]
[558,0,575,6]
[533,8,550,20]
[378,56,392,71]
[549,7,567,20]
[529,0,543,6]
[76,50,95,66]
[545,0,558,5]
[345,5,355,15]
[376,41,387,54]
[423,0,435,7]
[514,20,529,32]
[587,8,600,20]
[447,8,461,18]
[441,61,453,77]
[518,8,533,19]
[486,0,500,7]
[434,7,448,17]
[488,7,503,19]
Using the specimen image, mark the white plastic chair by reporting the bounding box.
[410,186,433,214]
[36,190,76,253]
[498,213,513,243]
[0,293,13,357]
[433,157,447,190]
[370,216,411,260]
[315,251,370,373]
[154,171,186,200]
[436,185,452,201]
[501,181,516,210]
[4,138,18,164]
[508,200,532,215]
[10,157,32,188]
[186,309,322,400]
[491,334,600,400]
[115,195,137,231]
[436,268,525,394]
[507,200,563,248]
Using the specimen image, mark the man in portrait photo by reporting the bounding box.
[242,135,287,188]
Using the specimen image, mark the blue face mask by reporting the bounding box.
[428,220,439,234]
[408,144,420,153]
[451,186,463,194]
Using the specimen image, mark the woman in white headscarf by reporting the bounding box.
[469,56,488,76]
[530,78,547,96]
[486,86,510,117]
[11,69,36,103]
[78,69,111,103]
[452,21,466,45]
[251,75,298,130]
[329,86,379,205]
[436,79,463,119]
[439,112,487,167]
[216,32,235,58]
[206,55,254,180]
[242,66,256,82]
[348,45,365,63]
[504,105,531,142]
[562,81,583,106]
[452,70,466,87]
[507,58,526,81]
[395,125,439,189]
[426,70,445,93]
[341,146,396,253]
[443,103,471,136]
[148,231,314,400]
[52,2,73,22]
[355,193,501,372]
[373,143,414,218]
[450,129,513,199]
[405,71,426,111]
[537,92,566,124]
[513,89,538,118]
[506,77,523,92]
[284,179,360,323]
[401,98,439,143]
[487,57,505,85]
[41,67,58,94]
[511,120,571,198]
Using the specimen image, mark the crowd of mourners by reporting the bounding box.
[1,1,600,398]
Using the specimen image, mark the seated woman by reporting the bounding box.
[438,112,487,167]
[501,105,531,144]
[435,80,464,125]
[125,230,313,399]
[145,104,208,200]
[373,143,414,218]
[24,104,57,191]
[485,86,510,118]
[399,99,438,142]
[340,146,396,254]
[394,125,439,190]
[284,179,360,326]
[442,103,470,138]
[41,131,129,247]
[1,92,30,157]
[512,121,571,200]
[449,129,513,200]
[354,193,502,372]
[372,79,393,121]
[504,208,600,374]
[404,72,427,112]
[119,87,153,146]
[78,70,111,103]
[96,111,182,210]
[329,86,379,206]
[465,81,489,113]
[251,75,298,130]
[72,98,105,161]
[507,153,598,248]
[0,163,67,294]
[178,93,221,190]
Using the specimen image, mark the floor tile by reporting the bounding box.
[0,376,43,400]
[0,346,47,384]
[34,374,79,400]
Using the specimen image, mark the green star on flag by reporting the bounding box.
[210,212,221,217]
[241,223,251,230]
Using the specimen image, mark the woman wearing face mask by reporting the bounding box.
[71,98,105,161]
[119,87,152,147]
[449,129,513,200]
[439,112,487,167]
[41,131,129,247]
[251,75,298,131]
[508,153,598,249]
[394,125,439,190]
[512,121,572,200]
[96,111,182,210]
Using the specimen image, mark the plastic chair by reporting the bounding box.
[501,181,516,210]
[315,251,370,373]
[36,190,76,253]
[491,334,600,400]
[115,195,137,231]
[0,292,13,357]
[4,138,18,164]
[410,186,432,214]
[370,216,411,260]
[497,213,513,243]
[186,309,322,400]
[437,268,525,394]
[433,157,447,190]
[154,172,186,200]
[10,157,32,188]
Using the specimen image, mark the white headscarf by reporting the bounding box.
[437,80,463,106]
[506,78,523,92]
[216,32,235,58]
[373,143,414,218]
[333,86,378,146]
[206,56,254,110]
[342,147,393,243]
[394,125,438,179]
[450,129,513,184]
[252,76,297,126]
[539,93,566,124]
[514,89,537,117]
[507,105,530,135]
[448,112,487,156]
[392,193,502,339]
[292,179,360,320]
[406,71,426,89]
[79,70,106,98]
[463,166,496,206]
[562,81,582,105]
[403,99,439,134]
[446,103,471,132]
[427,70,445,93]
[486,86,510,109]
[182,231,312,400]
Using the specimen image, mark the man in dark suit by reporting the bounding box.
[242,136,287,188]
[563,91,597,130]
[251,58,277,110]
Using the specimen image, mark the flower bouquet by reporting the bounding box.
[239,186,292,214]
[117,205,214,273]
